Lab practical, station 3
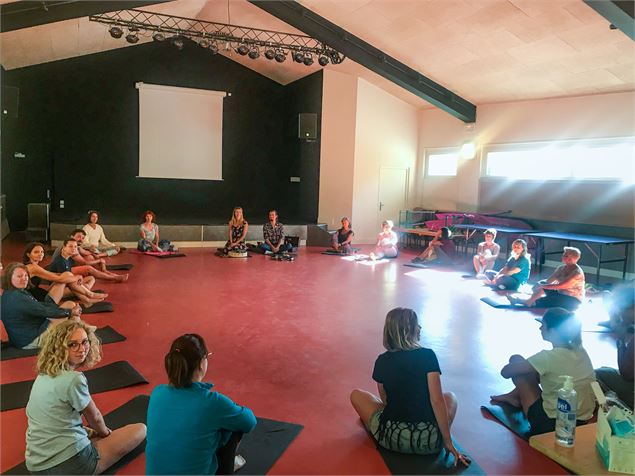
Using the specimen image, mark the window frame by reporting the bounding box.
[424,147,461,178]
[481,136,635,183]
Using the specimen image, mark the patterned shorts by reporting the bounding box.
[369,410,442,455]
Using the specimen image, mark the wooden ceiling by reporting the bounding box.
[1,0,633,109]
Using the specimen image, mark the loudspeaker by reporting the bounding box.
[298,113,317,140]
[1,86,19,119]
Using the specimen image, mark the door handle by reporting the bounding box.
[379,202,384,210]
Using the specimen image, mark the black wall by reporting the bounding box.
[1,40,323,230]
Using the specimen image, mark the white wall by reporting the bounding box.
[418,91,635,226]
[318,69,358,229]
[352,79,419,242]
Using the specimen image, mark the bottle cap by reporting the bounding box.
[560,375,574,390]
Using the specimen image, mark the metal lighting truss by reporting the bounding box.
[89,9,345,64]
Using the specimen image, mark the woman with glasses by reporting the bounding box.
[25,320,146,474]
[146,334,257,474]
[350,308,470,467]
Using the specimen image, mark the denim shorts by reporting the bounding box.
[31,443,100,475]
[369,410,441,455]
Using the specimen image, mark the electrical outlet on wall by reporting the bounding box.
[59,200,65,209]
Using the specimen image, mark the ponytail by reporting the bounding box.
[164,334,208,388]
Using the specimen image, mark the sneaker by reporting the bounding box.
[234,455,246,472]
[475,273,486,279]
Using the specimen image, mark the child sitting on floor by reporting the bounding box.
[412,227,456,265]
[484,239,530,290]
[473,229,500,277]
[490,308,595,436]
[508,247,585,311]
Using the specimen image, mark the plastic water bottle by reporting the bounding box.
[555,375,577,447]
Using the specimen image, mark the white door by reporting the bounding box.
[378,167,408,228]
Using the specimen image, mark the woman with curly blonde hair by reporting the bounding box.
[25,320,146,474]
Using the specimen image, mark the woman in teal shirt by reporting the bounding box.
[146,334,257,475]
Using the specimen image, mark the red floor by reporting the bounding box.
[0,236,619,474]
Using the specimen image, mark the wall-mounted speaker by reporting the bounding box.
[298,113,317,140]
[1,86,20,119]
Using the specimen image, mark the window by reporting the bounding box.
[426,150,459,176]
[484,137,635,182]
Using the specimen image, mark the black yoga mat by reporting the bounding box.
[239,417,303,475]
[152,252,186,259]
[81,301,114,314]
[106,263,134,271]
[403,263,429,269]
[4,395,150,475]
[480,296,520,309]
[1,326,126,361]
[481,404,530,440]
[1,361,147,412]
[377,440,484,475]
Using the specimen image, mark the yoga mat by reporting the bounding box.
[404,263,428,269]
[322,247,361,255]
[480,296,520,309]
[377,440,484,475]
[1,361,147,412]
[151,252,186,259]
[4,395,149,475]
[106,263,134,271]
[81,301,114,314]
[481,404,530,440]
[240,417,303,475]
[0,326,126,361]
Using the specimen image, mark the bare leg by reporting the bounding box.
[350,389,385,429]
[85,267,128,283]
[508,287,545,307]
[444,391,458,426]
[473,256,482,274]
[93,423,146,474]
[46,282,68,304]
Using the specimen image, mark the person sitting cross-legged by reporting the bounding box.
[484,239,531,291]
[473,228,500,277]
[350,308,470,467]
[146,334,257,475]
[330,217,355,254]
[508,246,584,311]
[259,210,291,254]
[490,308,596,436]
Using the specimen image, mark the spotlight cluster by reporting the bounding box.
[96,9,345,67]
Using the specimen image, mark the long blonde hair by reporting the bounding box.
[37,320,102,377]
[229,207,245,228]
[383,308,421,351]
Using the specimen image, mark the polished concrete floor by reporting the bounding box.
[0,237,619,474]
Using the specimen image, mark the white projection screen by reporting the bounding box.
[136,82,226,180]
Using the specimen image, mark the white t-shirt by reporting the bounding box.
[82,223,115,248]
[26,371,92,471]
[527,347,596,420]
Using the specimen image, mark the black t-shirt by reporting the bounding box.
[337,228,354,244]
[372,347,441,424]
[47,254,74,273]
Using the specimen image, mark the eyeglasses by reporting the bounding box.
[68,339,90,351]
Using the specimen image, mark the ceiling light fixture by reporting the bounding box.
[90,9,345,67]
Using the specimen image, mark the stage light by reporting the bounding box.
[90,9,344,68]
[109,26,123,39]
[125,29,139,44]
[236,43,249,56]
[172,36,184,50]
[274,49,286,63]
[248,47,260,59]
